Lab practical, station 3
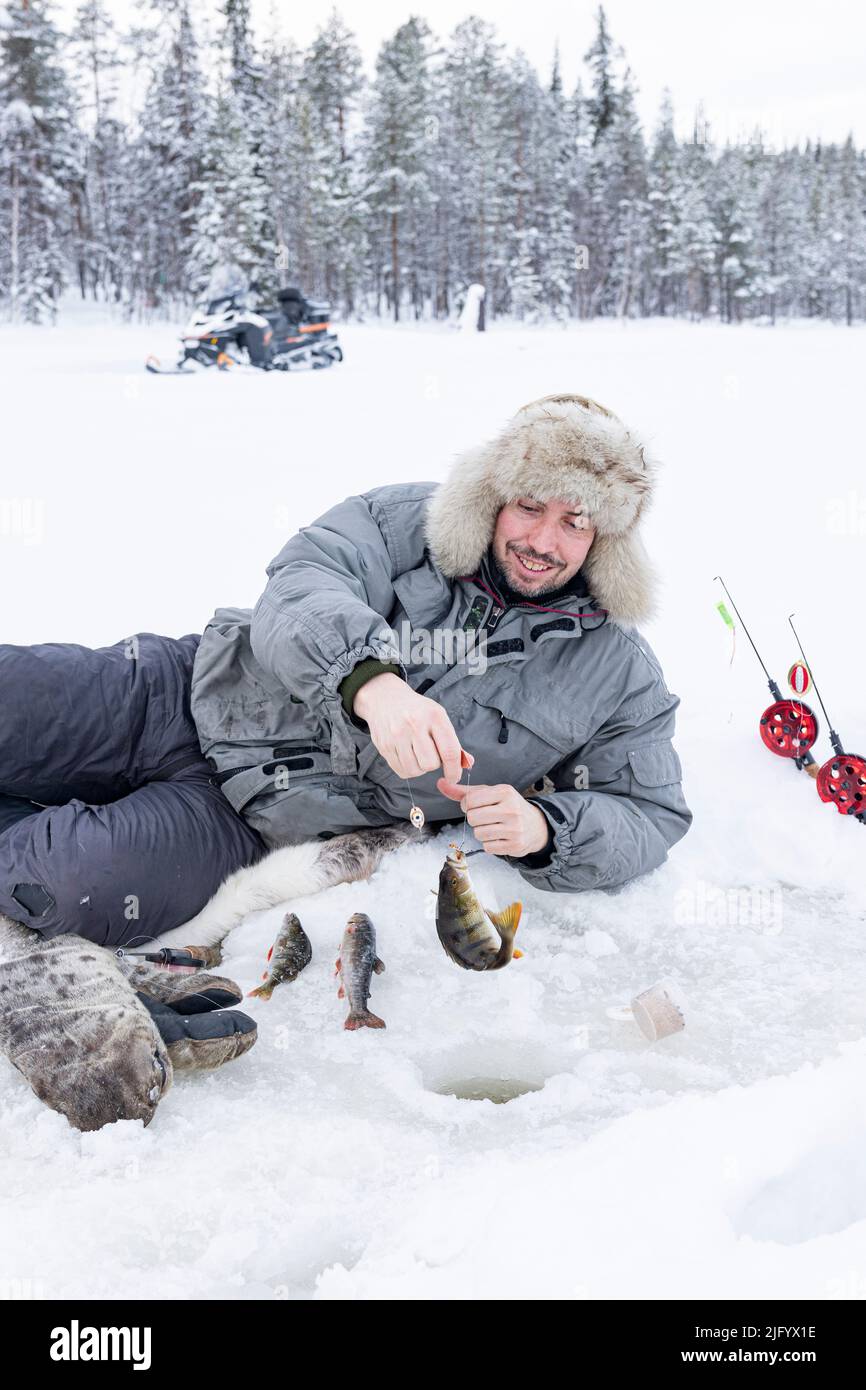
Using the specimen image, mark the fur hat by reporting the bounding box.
[424,393,659,626]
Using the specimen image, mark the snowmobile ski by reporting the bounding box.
[145,355,194,375]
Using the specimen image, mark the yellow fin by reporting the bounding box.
[513,949,524,959]
[486,901,522,936]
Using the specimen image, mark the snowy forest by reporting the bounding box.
[1,0,865,326]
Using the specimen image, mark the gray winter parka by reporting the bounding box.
[190,397,692,894]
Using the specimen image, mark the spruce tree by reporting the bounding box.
[540,48,578,321]
[440,17,508,319]
[677,107,717,318]
[69,0,127,301]
[0,0,79,320]
[129,0,207,311]
[365,17,435,321]
[584,5,619,145]
[303,9,364,310]
[647,90,682,315]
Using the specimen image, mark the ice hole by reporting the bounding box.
[431,1075,545,1104]
[423,1043,559,1104]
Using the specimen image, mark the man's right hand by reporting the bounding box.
[353,672,473,784]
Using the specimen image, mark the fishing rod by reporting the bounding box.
[715,576,820,776]
[115,947,207,968]
[788,614,866,824]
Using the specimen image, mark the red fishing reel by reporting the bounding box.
[759,700,819,759]
[815,754,866,816]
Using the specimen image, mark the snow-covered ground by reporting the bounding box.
[2,302,865,1300]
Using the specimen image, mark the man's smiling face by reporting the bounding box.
[491,497,596,597]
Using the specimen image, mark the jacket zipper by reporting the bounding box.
[485,602,505,635]
[498,713,509,744]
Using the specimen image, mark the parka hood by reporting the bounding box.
[424,394,660,626]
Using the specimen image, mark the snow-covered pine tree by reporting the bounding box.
[258,32,308,290]
[579,17,649,318]
[677,106,717,319]
[799,139,836,319]
[187,76,273,299]
[569,74,595,318]
[222,0,257,102]
[754,142,800,324]
[439,17,509,323]
[712,138,763,323]
[500,51,546,321]
[303,9,364,312]
[187,0,275,301]
[538,47,578,323]
[0,0,80,321]
[602,65,648,318]
[364,17,435,321]
[583,4,618,146]
[826,135,866,325]
[647,90,683,316]
[425,35,452,317]
[68,0,127,302]
[579,7,621,314]
[128,0,207,312]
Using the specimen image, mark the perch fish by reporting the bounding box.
[435,844,523,971]
[336,912,386,1030]
[247,912,312,1000]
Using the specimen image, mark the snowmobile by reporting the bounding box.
[260,286,344,371]
[145,285,343,375]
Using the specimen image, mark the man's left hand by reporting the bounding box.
[436,778,551,858]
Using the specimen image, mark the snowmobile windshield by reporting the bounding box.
[207,290,245,314]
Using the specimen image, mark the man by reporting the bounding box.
[0,393,691,1129]
[192,391,691,889]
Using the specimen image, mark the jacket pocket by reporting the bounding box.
[217,747,332,814]
[627,741,683,788]
[468,691,579,791]
[472,688,581,755]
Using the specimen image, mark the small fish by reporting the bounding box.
[247,913,312,1000]
[434,844,523,971]
[335,913,386,1030]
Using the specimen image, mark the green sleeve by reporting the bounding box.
[339,658,403,724]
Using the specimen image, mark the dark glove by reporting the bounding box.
[128,965,257,1073]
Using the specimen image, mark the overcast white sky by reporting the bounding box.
[59,0,866,148]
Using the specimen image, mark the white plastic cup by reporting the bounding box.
[630,979,686,1041]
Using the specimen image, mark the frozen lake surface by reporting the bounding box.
[1,307,864,1299]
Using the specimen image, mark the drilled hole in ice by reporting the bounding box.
[423,1043,559,1104]
[430,1075,545,1104]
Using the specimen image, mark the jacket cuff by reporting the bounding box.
[339,658,403,727]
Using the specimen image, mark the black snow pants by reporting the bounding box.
[0,633,266,948]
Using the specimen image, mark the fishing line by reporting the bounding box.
[458,761,473,851]
[404,753,473,847]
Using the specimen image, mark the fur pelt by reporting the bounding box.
[0,914,171,1130]
[424,393,660,625]
[153,825,419,950]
